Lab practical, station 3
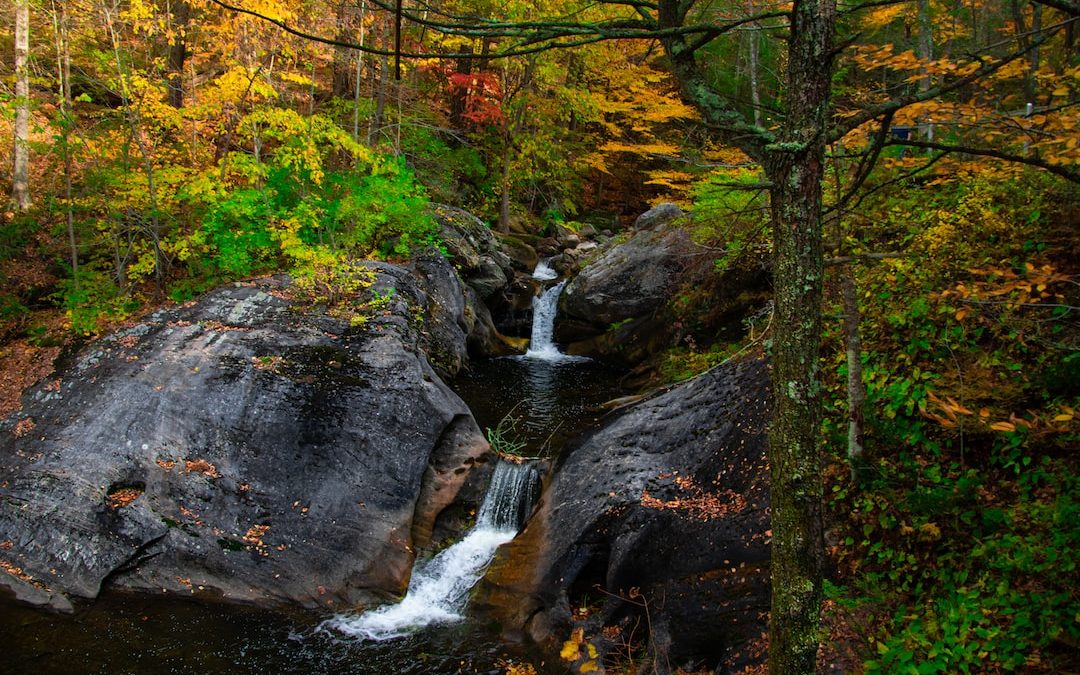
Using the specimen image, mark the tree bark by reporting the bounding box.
[52,0,78,283]
[762,0,835,671]
[917,0,934,142]
[370,24,389,146]
[167,0,191,108]
[332,0,352,97]
[841,269,866,480]
[747,0,764,128]
[13,0,32,210]
[498,139,512,233]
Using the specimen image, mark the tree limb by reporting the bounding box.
[884,138,1080,183]
[1031,0,1080,16]
[827,24,1069,142]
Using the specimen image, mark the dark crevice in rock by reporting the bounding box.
[97,532,167,594]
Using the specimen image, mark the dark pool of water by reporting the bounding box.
[451,356,627,457]
[1,591,541,674]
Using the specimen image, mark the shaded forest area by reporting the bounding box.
[2,0,1079,671]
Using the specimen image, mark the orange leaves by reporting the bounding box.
[923,391,1074,435]
[106,486,144,510]
[860,4,908,30]
[185,458,221,478]
[941,263,1070,314]
[13,418,35,438]
[640,475,747,521]
[242,524,271,546]
[922,391,973,429]
[447,71,505,125]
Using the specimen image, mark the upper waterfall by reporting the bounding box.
[532,258,559,281]
[524,280,568,361]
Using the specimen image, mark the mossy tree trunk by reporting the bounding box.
[663,0,836,669]
[761,0,835,671]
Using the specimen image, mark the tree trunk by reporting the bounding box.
[370,25,389,146]
[747,0,764,128]
[52,0,78,284]
[167,0,191,108]
[12,0,32,210]
[917,0,934,143]
[353,0,367,142]
[841,269,866,480]
[332,0,352,97]
[762,0,836,671]
[499,138,512,233]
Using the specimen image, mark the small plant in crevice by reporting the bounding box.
[486,404,532,459]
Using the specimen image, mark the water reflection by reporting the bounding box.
[453,356,624,457]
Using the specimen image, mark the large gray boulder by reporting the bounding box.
[477,358,771,672]
[0,262,490,613]
[555,205,692,364]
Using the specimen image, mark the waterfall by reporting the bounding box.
[321,461,539,641]
[524,280,568,361]
[532,258,558,281]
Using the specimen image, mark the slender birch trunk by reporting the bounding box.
[12,0,32,210]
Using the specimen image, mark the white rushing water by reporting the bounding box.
[531,258,559,281]
[321,461,538,641]
[524,280,569,361]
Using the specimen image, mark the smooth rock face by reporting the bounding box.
[478,358,771,671]
[0,265,489,612]
[556,209,693,366]
[558,223,692,332]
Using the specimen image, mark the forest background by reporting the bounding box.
[1,0,1078,671]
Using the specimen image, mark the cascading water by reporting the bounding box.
[531,258,558,281]
[321,461,539,641]
[524,280,569,361]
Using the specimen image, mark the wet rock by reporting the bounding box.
[477,358,771,672]
[556,217,693,357]
[634,202,686,230]
[432,204,514,301]
[0,268,489,613]
[495,234,540,273]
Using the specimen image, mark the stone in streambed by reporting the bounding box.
[476,357,771,671]
[0,260,489,613]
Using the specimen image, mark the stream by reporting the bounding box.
[1,264,626,673]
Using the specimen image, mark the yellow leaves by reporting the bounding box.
[560,628,600,673]
[580,152,612,175]
[238,0,295,23]
[919,522,942,540]
[861,4,908,30]
[644,170,695,192]
[599,141,681,156]
[990,421,1017,432]
[560,628,585,659]
[496,660,538,675]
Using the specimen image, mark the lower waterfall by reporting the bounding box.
[321,460,539,641]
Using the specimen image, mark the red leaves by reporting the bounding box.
[446,71,504,125]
